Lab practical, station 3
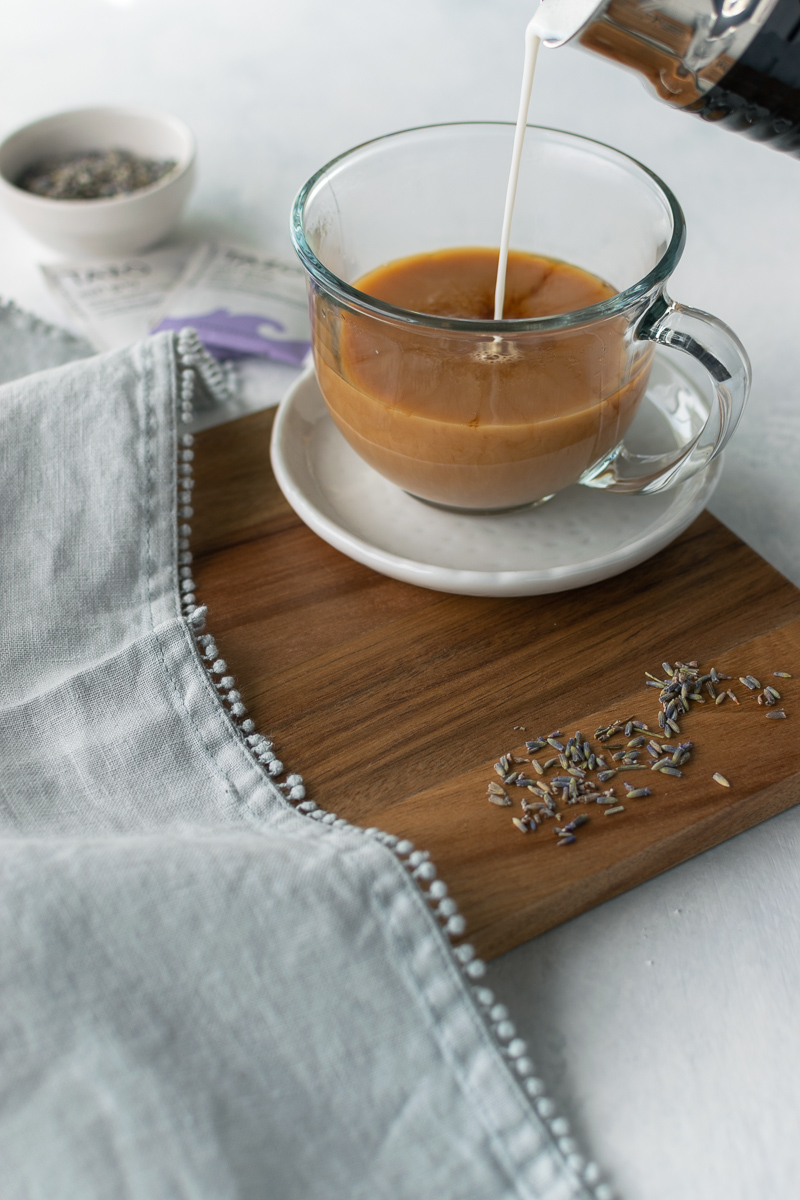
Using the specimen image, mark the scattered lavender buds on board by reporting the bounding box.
[484,660,791,848]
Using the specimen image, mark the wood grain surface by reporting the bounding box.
[193,407,800,960]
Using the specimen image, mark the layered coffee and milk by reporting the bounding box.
[314,247,650,509]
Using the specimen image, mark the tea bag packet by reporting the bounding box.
[151,242,312,420]
[41,240,198,351]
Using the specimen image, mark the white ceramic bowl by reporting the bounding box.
[0,106,196,257]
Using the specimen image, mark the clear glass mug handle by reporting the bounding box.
[580,292,751,494]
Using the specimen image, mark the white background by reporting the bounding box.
[2,3,799,1196]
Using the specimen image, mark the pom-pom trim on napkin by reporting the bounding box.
[171,327,612,1200]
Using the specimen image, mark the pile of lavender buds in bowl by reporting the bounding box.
[16,148,177,200]
[486,660,792,846]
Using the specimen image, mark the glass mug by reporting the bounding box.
[291,123,749,511]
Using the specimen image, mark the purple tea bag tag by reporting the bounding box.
[153,308,311,364]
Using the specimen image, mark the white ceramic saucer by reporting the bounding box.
[270,352,722,597]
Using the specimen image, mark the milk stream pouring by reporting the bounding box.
[494,19,541,319]
[491,6,575,319]
[532,0,800,155]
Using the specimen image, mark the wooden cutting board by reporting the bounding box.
[193,407,800,960]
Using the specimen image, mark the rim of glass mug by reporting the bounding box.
[290,120,686,333]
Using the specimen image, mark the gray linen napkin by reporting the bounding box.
[0,298,93,383]
[0,314,601,1200]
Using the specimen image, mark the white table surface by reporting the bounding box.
[2,3,799,1196]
